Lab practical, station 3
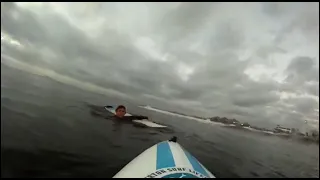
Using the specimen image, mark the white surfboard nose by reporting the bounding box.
[113,139,215,178]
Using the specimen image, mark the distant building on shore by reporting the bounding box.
[274,125,291,133]
[241,122,251,128]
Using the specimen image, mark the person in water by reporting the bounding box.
[114,105,149,121]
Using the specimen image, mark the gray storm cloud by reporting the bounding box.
[1,2,319,130]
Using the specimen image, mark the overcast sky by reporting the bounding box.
[1,2,319,130]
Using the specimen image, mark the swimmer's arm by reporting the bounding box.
[129,115,149,121]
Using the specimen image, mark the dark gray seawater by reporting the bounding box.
[1,64,319,178]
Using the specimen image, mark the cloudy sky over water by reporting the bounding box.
[1,2,319,130]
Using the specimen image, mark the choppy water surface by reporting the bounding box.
[1,65,319,178]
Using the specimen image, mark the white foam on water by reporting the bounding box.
[139,106,281,135]
[140,106,223,126]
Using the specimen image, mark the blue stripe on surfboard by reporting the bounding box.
[183,149,209,177]
[156,141,175,169]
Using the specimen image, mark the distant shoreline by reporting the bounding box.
[139,105,319,145]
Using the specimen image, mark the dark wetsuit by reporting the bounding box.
[112,115,148,121]
[88,104,149,121]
